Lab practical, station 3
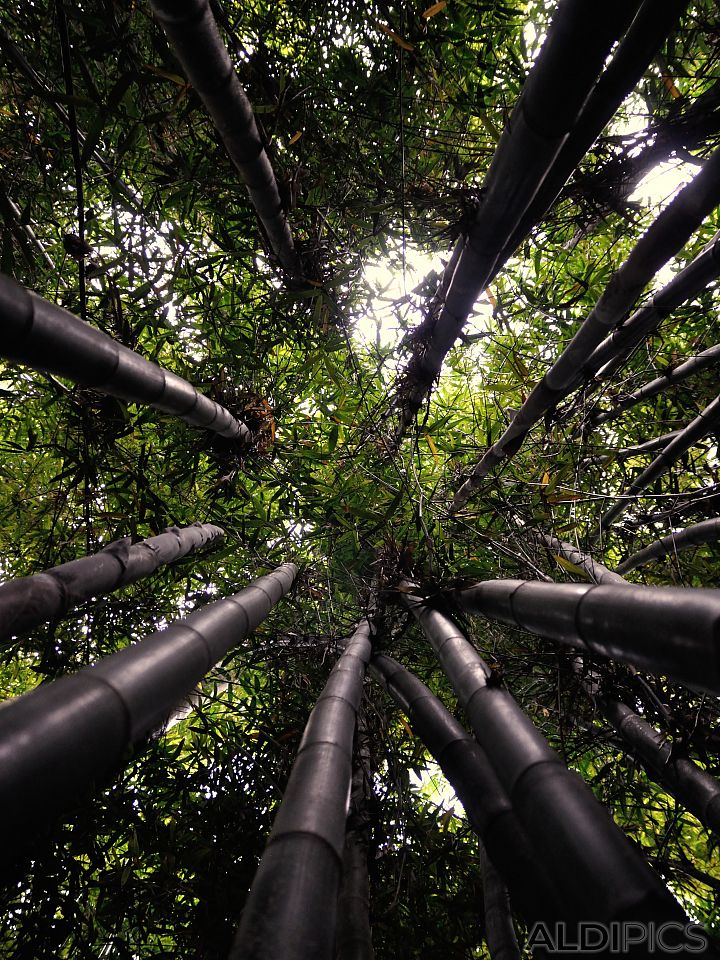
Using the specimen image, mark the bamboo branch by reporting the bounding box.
[402,590,685,924]
[0,522,224,643]
[594,392,720,537]
[0,563,298,845]
[230,621,373,960]
[450,160,720,512]
[617,516,720,574]
[478,845,521,960]
[393,0,641,435]
[446,578,720,695]
[0,272,251,442]
[150,0,303,282]
[369,652,561,926]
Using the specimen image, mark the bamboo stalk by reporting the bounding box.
[150,0,303,282]
[583,429,682,466]
[0,563,298,844]
[617,516,720,574]
[536,533,628,584]
[231,621,373,960]
[0,522,224,643]
[394,0,640,433]
[446,578,720,695]
[594,392,720,537]
[583,342,720,432]
[578,667,720,836]
[402,591,686,924]
[585,229,720,384]
[477,844,521,960]
[0,272,250,442]
[495,0,688,269]
[369,652,562,925]
[336,719,375,960]
[450,160,720,512]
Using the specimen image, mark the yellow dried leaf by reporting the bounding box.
[422,1,447,18]
[553,555,593,582]
[662,74,681,99]
[425,433,439,462]
[483,286,497,308]
[541,471,550,487]
[400,717,414,739]
[288,129,303,145]
[377,20,415,50]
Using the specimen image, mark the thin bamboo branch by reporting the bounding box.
[617,516,720,574]
[150,0,303,282]
[579,667,720,836]
[0,272,251,442]
[369,652,561,925]
[0,521,224,643]
[451,160,720,512]
[446,578,720,695]
[0,563,298,845]
[402,590,685,924]
[583,343,720,433]
[583,429,681,466]
[231,621,373,960]
[393,0,641,434]
[594,392,720,538]
[536,532,628,584]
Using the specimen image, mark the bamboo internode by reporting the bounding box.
[0,563,297,841]
[0,273,250,442]
[536,533,628,585]
[231,620,373,960]
[150,0,303,282]
[0,522,224,643]
[447,578,720,694]
[402,591,686,924]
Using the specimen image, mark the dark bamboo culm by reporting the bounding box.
[595,392,720,537]
[0,522,224,643]
[150,0,302,282]
[0,563,297,844]
[579,667,720,837]
[335,717,375,960]
[495,0,688,270]
[583,341,720,432]
[583,429,681,467]
[403,591,691,926]
[369,653,562,928]
[583,229,720,385]
[446,578,720,695]
[477,845,521,960]
[617,516,720,574]
[536,533,627,585]
[231,621,373,960]
[394,0,642,432]
[451,160,720,512]
[0,273,250,442]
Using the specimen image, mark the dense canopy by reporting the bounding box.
[1,0,720,956]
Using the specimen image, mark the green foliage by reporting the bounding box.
[0,0,720,956]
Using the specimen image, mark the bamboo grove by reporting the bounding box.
[1,0,720,957]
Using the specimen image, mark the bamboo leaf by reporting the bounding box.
[422,1,447,18]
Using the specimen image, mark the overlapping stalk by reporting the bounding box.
[0,273,250,442]
[394,0,641,433]
[369,653,561,925]
[594,392,720,537]
[617,517,720,574]
[446,578,720,695]
[583,429,681,467]
[598,694,720,836]
[536,533,628,585]
[451,158,720,511]
[0,563,297,843]
[0,522,224,643]
[583,342,720,433]
[402,592,686,924]
[231,621,373,960]
[150,0,302,282]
